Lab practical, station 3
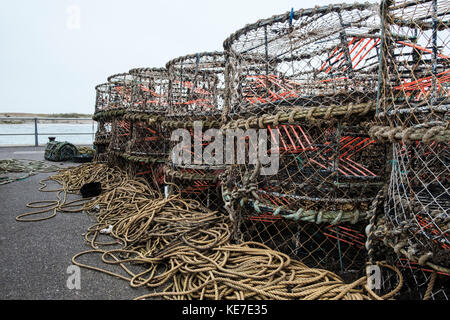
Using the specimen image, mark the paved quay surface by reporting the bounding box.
[0,146,150,299]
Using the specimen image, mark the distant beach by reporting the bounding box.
[0,113,93,124]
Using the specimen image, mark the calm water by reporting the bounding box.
[0,123,97,146]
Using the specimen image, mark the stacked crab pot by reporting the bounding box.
[103,73,135,167]
[93,83,113,161]
[118,68,171,190]
[371,0,449,299]
[164,52,227,211]
[221,3,384,276]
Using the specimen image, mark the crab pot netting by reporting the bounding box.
[94,119,113,144]
[164,52,227,209]
[109,117,131,158]
[164,165,225,212]
[166,52,226,123]
[93,83,113,160]
[129,68,169,114]
[375,249,450,300]
[372,0,450,298]
[377,0,449,127]
[221,120,386,273]
[126,161,166,192]
[94,119,112,161]
[221,3,385,272]
[94,83,111,113]
[106,73,135,111]
[223,3,381,120]
[165,126,226,210]
[107,73,134,156]
[125,68,171,159]
[234,210,369,277]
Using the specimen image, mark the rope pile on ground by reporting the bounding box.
[15,163,124,222]
[18,162,402,300]
[82,0,449,300]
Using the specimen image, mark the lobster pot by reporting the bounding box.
[107,73,135,112]
[95,83,111,113]
[377,0,449,127]
[164,165,225,212]
[101,72,134,164]
[221,118,386,273]
[166,52,226,123]
[93,82,113,161]
[126,68,170,160]
[221,3,383,274]
[93,120,112,161]
[373,0,450,298]
[223,3,381,121]
[375,137,450,299]
[129,68,169,114]
[223,120,386,216]
[167,123,226,211]
[164,52,227,211]
[109,117,131,156]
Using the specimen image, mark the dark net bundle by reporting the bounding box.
[121,68,170,190]
[164,52,227,211]
[106,73,135,166]
[371,0,450,299]
[93,83,113,161]
[221,3,386,276]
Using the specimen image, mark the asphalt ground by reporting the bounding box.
[0,146,152,299]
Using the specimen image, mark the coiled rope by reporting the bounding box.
[18,162,403,300]
[15,163,124,222]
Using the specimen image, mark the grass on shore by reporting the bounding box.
[0,113,93,124]
[47,113,93,118]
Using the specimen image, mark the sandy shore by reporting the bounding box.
[0,113,93,124]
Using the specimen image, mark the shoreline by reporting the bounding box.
[0,113,93,124]
[0,120,94,124]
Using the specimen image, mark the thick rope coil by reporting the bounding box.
[369,123,450,143]
[21,163,403,300]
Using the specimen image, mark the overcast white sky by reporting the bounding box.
[0,0,378,114]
